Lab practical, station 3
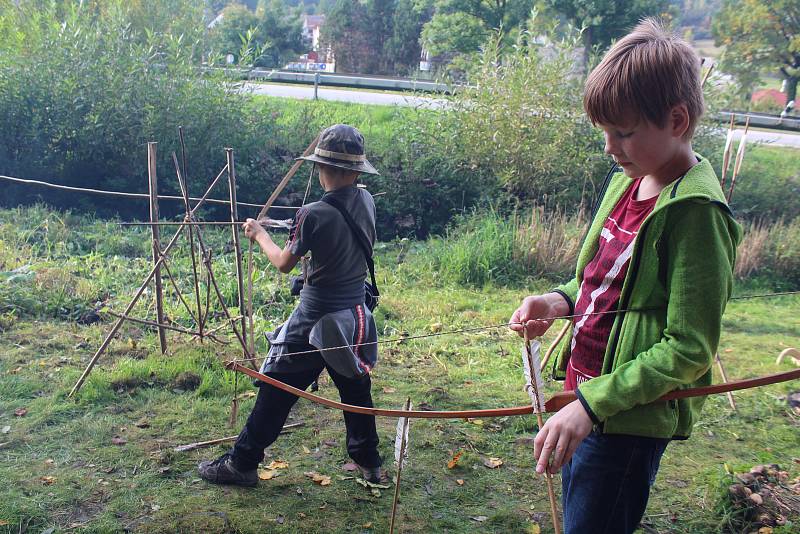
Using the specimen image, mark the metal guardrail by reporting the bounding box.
[248,69,458,94]
[716,110,800,133]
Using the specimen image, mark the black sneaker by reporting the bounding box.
[198,453,258,487]
[356,463,382,484]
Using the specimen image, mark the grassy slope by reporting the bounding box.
[1,228,799,533]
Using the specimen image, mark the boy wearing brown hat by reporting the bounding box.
[509,20,741,533]
[199,124,384,487]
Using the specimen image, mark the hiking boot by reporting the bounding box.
[198,453,258,487]
[356,463,382,484]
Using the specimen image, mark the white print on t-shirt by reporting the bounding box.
[570,229,639,354]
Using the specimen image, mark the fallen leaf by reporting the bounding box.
[355,478,391,489]
[429,322,443,333]
[297,512,307,519]
[258,469,278,480]
[528,524,541,534]
[236,391,257,401]
[266,460,289,470]
[456,479,465,486]
[40,476,56,485]
[342,462,359,472]
[110,436,127,446]
[371,488,381,497]
[447,451,463,469]
[382,387,396,393]
[302,445,311,454]
[467,418,484,426]
[483,457,503,469]
[14,408,27,417]
[304,471,331,486]
[8,366,22,374]
[363,522,373,528]
[1,426,10,434]
[724,348,732,353]
[471,516,488,522]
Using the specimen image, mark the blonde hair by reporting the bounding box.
[584,18,704,138]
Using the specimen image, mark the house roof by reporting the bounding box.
[304,14,325,28]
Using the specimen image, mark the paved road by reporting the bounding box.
[243,81,447,109]
[244,82,800,148]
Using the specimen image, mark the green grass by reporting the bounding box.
[1,207,799,533]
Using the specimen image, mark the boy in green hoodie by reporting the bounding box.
[509,18,741,533]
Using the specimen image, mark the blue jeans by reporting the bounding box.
[561,430,669,534]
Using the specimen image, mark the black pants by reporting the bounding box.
[231,343,381,470]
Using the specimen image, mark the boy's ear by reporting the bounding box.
[670,104,691,138]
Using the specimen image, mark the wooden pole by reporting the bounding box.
[69,226,186,396]
[390,398,412,534]
[226,148,248,356]
[727,116,750,203]
[257,135,320,220]
[720,113,736,189]
[714,353,737,411]
[173,144,205,342]
[147,143,168,354]
[541,321,570,372]
[70,162,228,396]
[105,310,201,337]
[173,422,304,452]
[700,61,714,88]
[524,331,561,534]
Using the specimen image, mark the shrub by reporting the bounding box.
[0,1,268,222]
[431,26,607,209]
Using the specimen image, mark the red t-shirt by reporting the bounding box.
[565,178,658,391]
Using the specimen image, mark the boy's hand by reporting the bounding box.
[509,293,569,338]
[534,400,593,474]
[242,218,266,242]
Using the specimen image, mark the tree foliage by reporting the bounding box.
[209,0,304,68]
[712,0,800,102]
[546,0,672,58]
[420,0,533,59]
[321,0,430,74]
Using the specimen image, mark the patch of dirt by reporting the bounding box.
[111,373,163,392]
[172,371,201,391]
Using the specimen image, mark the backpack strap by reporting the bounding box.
[320,195,379,298]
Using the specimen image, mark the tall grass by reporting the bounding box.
[430,209,800,290]
[427,208,585,286]
[735,217,800,286]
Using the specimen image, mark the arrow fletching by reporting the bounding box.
[394,398,412,465]
[522,340,546,413]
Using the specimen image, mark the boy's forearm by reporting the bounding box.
[256,233,285,268]
[543,291,572,317]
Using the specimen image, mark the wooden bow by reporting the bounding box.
[225,361,800,419]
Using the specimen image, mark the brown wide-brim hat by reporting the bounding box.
[297,124,380,175]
